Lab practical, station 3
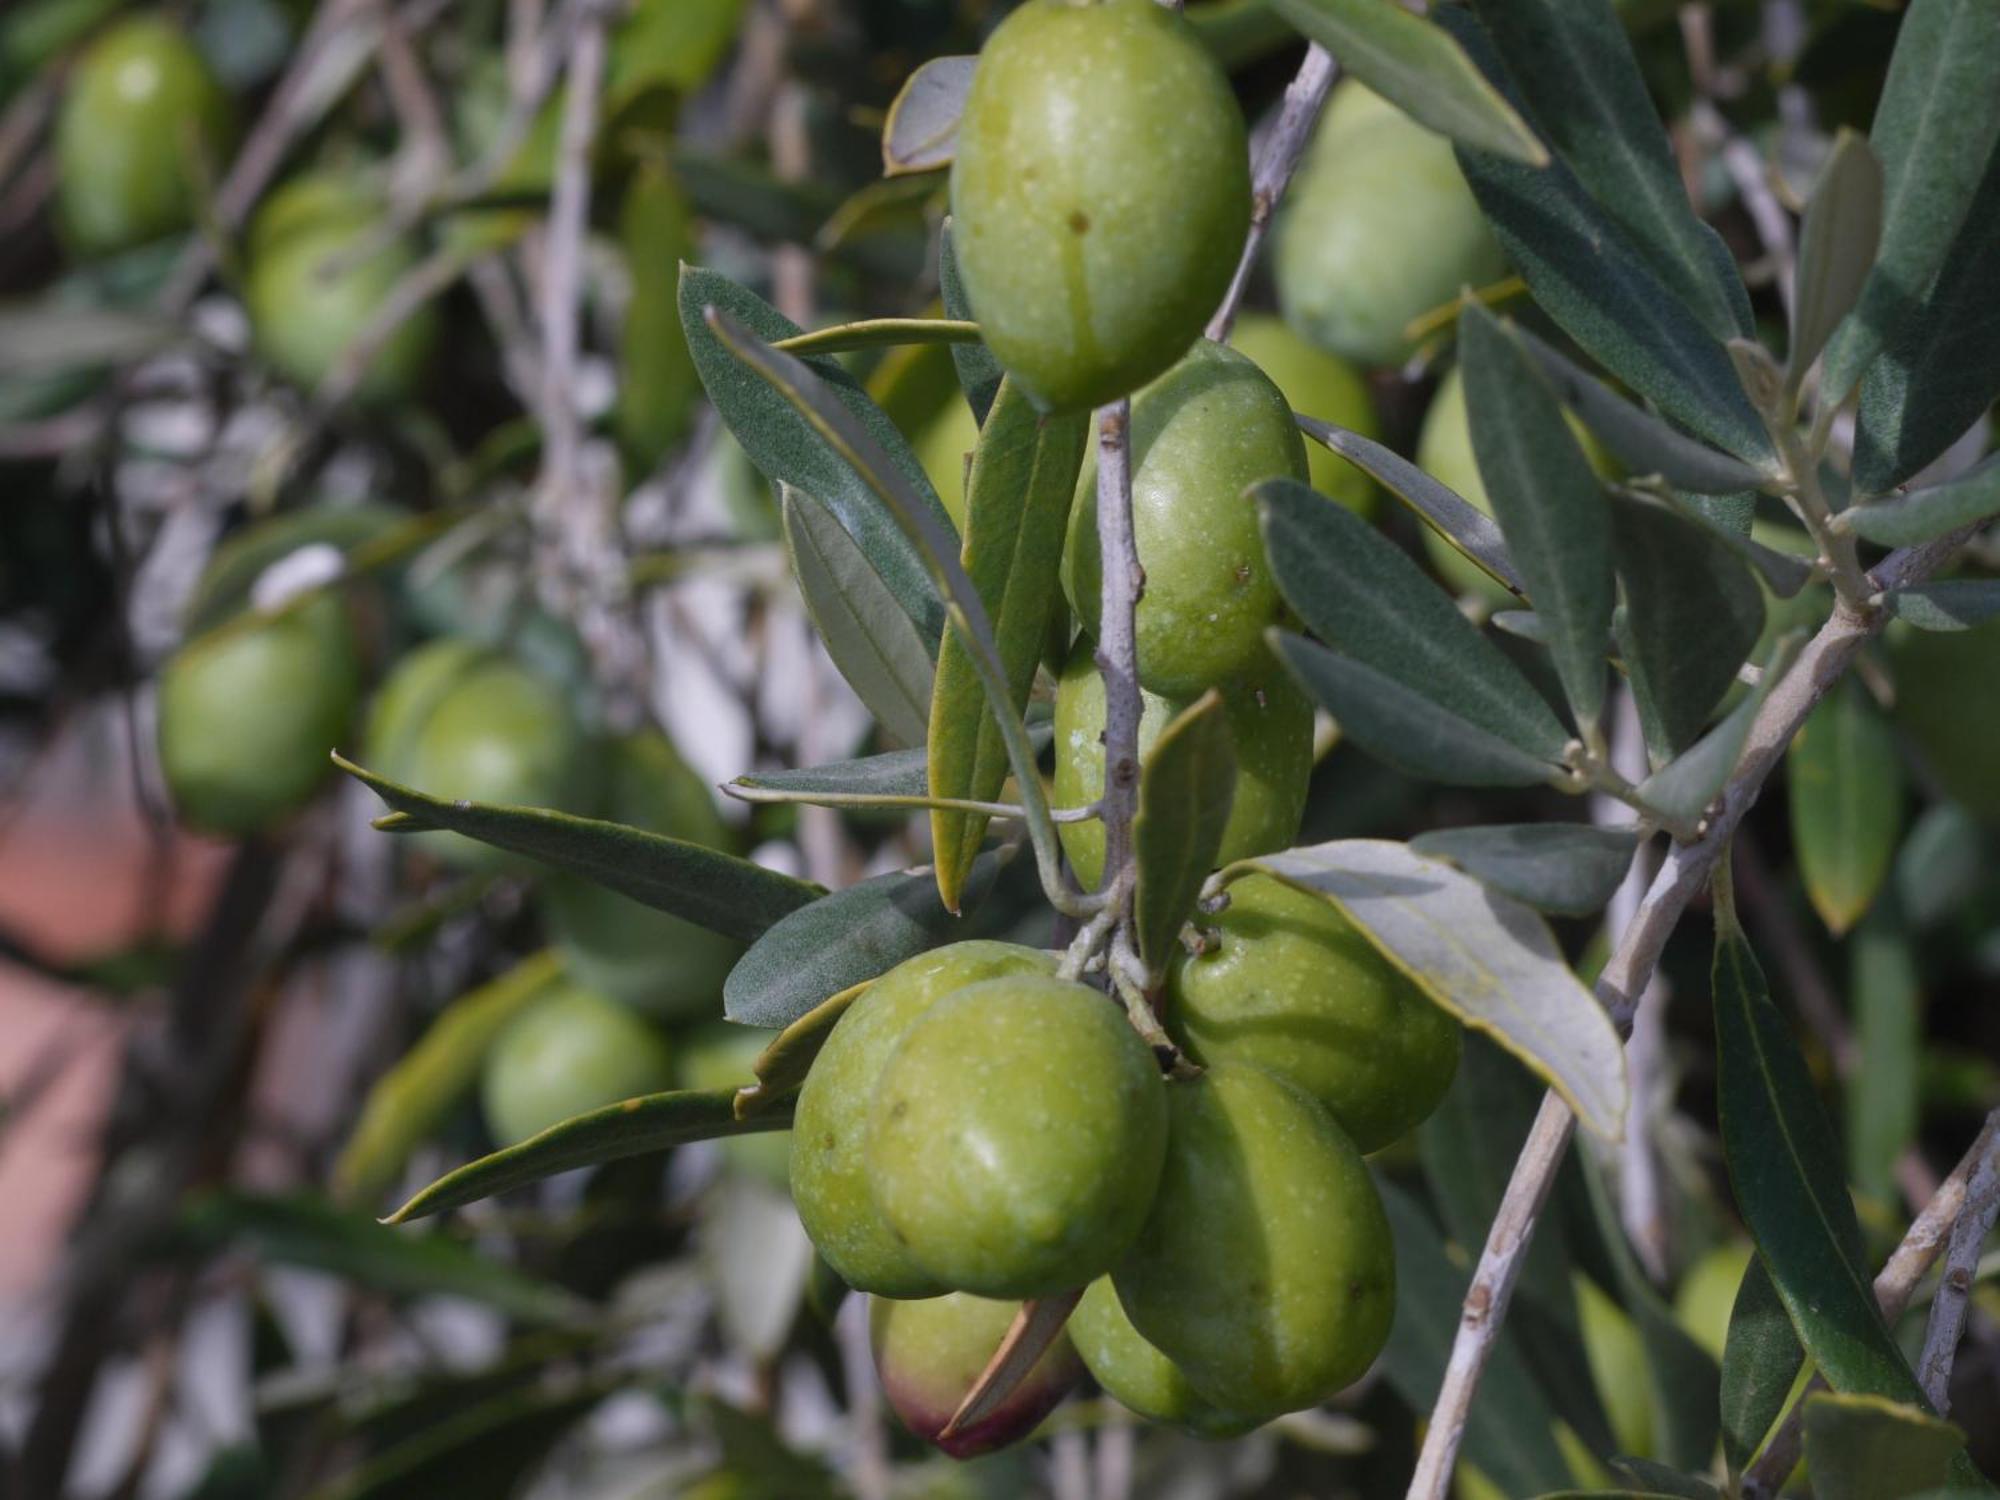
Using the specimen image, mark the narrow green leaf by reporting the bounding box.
[1894,803,1986,930]
[881,55,974,175]
[729,748,929,803]
[1258,477,1570,760]
[1247,839,1627,1140]
[1889,580,2000,632]
[0,299,179,378]
[1848,910,1922,1205]
[1461,304,1615,735]
[773,318,982,357]
[1604,1458,1725,1500]
[1720,1255,1805,1475]
[1468,0,1751,342]
[1611,495,1766,759]
[1269,0,1546,165]
[1409,823,1640,917]
[722,851,1005,1028]
[386,1089,794,1223]
[1803,1392,1966,1500]
[1296,416,1524,595]
[1633,634,1802,827]
[1842,453,2000,547]
[1657,492,1815,598]
[1787,679,1904,936]
[1713,928,1931,1407]
[739,980,869,1116]
[781,486,935,747]
[1271,632,1565,788]
[1789,132,1885,393]
[615,164,700,472]
[333,952,565,1207]
[337,756,818,945]
[1133,692,1237,976]
[930,379,1088,909]
[940,222,1003,425]
[678,265,948,642]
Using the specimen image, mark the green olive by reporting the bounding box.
[1226,314,1380,517]
[1064,340,1310,696]
[949,0,1249,413]
[1052,638,1310,892]
[245,175,439,401]
[869,1292,1083,1458]
[1163,873,1460,1152]
[540,732,744,1020]
[676,1021,791,1188]
[55,17,231,255]
[1111,1061,1395,1418]
[157,591,362,837]
[364,639,591,873]
[1068,1278,1259,1438]
[479,985,675,1148]
[790,941,1057,1298]
[1274,82,1507,368]
[1889,615,2000,822]
[867,974,1166,1299]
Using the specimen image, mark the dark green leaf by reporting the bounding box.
[940,223,1003,424]
[773,317,982,357]
[1658,492,1815,598]
[338,756,819,945]
[1888,580,2000,632]
[1720,1256,1805,1475]
[1258,477,1570,760]
[1605,1457,1725,1499]
[930,379,1088,909]
[1461,305,1616,734]
[1848,910,1922,1205]
[1713,927,1931,1407]
[0,300,180,378]
[1272,632,1564,788]
[1787,679,1904,935]
[881,55,974,175]
[1133,692,1237,976]
[678,265,948,642]
[306,1379,610,1500]
[1789,132,1885,391]
[723,852,1005,1028]
[1633,634,1801,827]
[1894,804,1986,930]
[1803,1392,1966,1500]
[1843,453,2000,547]
[1409,823,1640,917]
[1468,0,1750,341]
[387,1089,793,1223]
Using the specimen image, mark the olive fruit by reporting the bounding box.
[870,1292,1083,1458]
[1890,615,2000,822]
[949,0,1249,413]
[1274,82,1507,368]
[480,984,675,1148]
[791,942,1057,1298]
[1226,314,1380,517]
[55,18,230,255]
[1112,1062,1395,1417]
[540,732,743,1018]
[364,639,591,873]
[1068,1278,1258,1438]
[1163,874,1460,1152]
[868,974,1166,1298]
[677,1021,790,1187]
[1053,639,1310,892]
[157,592,362,837]
[1064,340,1311,696]
[246,175,439,401]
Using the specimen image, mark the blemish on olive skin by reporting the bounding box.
[1067,210,1090,235]
[889,1099,909,1119]
[821,1132,836,1150]
[1232,562,1253,586]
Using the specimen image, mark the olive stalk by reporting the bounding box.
[1090,396,1145,915]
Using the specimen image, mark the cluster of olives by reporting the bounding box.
[796,896,1459,1452]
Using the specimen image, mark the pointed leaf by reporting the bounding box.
[1246,839,1627,1139]
[774,318,982,358]
[940,223,1003,425]
[386,1089,795,1223]
[1888,580,2000,632]
[1787,679,1904,936]
[737,980,869,1117]
[882,55,975,175]
[1272,632,1564,788]
[1721,1255,1805,1474]
[1462,305,1615,734]
[1658,492,1816,598]
[1842,452,2000,548]
[1848,911,1922,1205]
[1410,823,1640,917]
[1803,1392,1965,1500]
[729,748,930,804]
[1133,692,1237,976]
[1258,477,1569,760]
[1633,634,1801,827]
[1789,132,1885,391]
[337,757,818,944]
[930,380,1088,908]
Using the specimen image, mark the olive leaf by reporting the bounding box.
[940,222,1003,424]
[1721,1256,1805,1475]
[881,55,974,176]
[737,981,869,1117]
[1838,451,2000,548]
[1803,1393,1966,1500]
[616,163,700,472]
[1632,633,1802,828]
[727,720,1055,812]
[772,317,982,358]
[1886,580,2000,632]
[1787,680,1904,936]
[1848,911,1922,1205]
[1788,131,1884,395]
[1132,691,1235,977]
[1408,823,1640,917]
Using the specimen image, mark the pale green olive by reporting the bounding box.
[1068,1278,1259,1437]
[479,985,674,1148]
[1226,314,1380,517]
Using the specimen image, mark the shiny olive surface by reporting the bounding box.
[1069,1278,1259,1438]
[870,1292,1083,1458]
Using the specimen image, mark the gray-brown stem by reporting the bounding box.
[1091,399,1143,903]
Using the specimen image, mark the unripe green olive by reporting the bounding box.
[949,0,1250,413]
[1274,82,1507,368]
[1064,340,1311,696]
[157,591,362,837]
[1069,1278,1258,1438]
[1226,314,1380,517]
[676,1021,791,1188]
[246,175,439,401]
[791,942,1057,1298]
[1112,1061,1395,1418]
[55,18,231,255]
[869,1292,1083,1458]
[1889,615,2000,822]
[1053,638,1310,892]
[1164,873,1460,1152]
[364,639,591,874]
[867,974,1167,1299]
[540,732,744,1019]
[479,984,675,1148]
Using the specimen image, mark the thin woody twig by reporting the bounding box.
[1917,1108,2000,1413]
[1090,399,1143,904]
